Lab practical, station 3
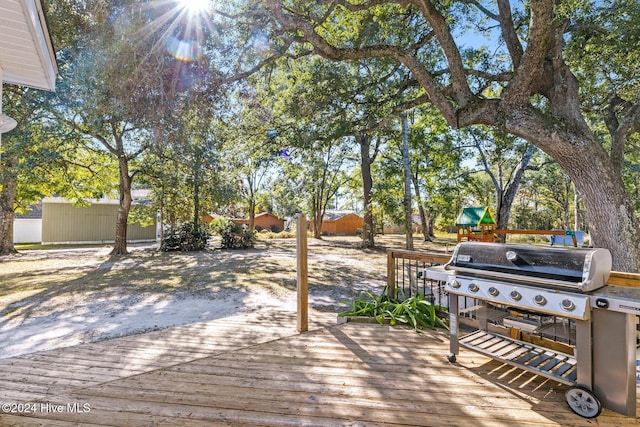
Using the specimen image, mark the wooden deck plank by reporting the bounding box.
[75,365,562,406]
[161,360,554,394]
[10,391,602,427]
[73,374,578,421]
[1,363,136,385]
[0,414,104,427]
[61,391,588,427]
[0,311,637,426]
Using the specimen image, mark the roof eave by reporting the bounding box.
[4,0,58,91]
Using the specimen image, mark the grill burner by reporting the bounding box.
[445,277,591,319]
[438,242,612,321]
[426,242,637,419]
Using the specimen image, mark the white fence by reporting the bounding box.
[13,218,43,243]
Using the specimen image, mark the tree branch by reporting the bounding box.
[502,0,552,109]
[411,0,474,106]
[496,0,524,68]
[265,0,459,124]
[461,0,498,20]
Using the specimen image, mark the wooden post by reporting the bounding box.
[387,251,396,300]
[297,214,308,332]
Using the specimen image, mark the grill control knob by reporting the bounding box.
[468,283,479,293]
[534,295,547,306]
[561,299,576,312]
[488,287,499,297]
[449,279,461,289]
[509,290,522,301]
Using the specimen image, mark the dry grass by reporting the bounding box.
[0,233,456,316]
[0,233,455,358]
[0,234,453,299]
[0,234,455,317]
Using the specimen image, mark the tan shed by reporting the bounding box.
[231,212,285,232]
[42,197,156,244]
[310,211,364,236]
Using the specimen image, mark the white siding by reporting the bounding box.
[13,218,42,243]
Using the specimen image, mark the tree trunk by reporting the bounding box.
[358,134,375,248]
[159,194,165,244]
[574,186,579,231]
[110,155,132,255]
[313,209,323,239]
[493,146,534,238]
[514,31,640,270]
[193,149,201,227]
[411,172,431,242]
[506,109,640,271]
[428,213,436,238]
[310,194,322,239]
[401,113,414,250]
[313,217,323,238]
[248,199,256,231]
[562,194,570,230]
[0,156,18,255]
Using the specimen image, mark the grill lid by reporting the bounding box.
[445,242,612,292]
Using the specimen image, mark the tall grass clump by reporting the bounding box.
[339,287,448,331]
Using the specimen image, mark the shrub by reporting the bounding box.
[258,231,296,239]
[211,218,256,249]
[339,287,448,331]
[161,222,210,252]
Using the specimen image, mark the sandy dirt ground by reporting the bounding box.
[1,236,436,359]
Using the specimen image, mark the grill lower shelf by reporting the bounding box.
[459,330,578,386]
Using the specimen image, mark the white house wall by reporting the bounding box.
[13,218,42,243]
[0,0,58,91]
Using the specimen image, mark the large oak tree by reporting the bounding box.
[247,0,640,270]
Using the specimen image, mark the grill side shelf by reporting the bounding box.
[459,330,577,386]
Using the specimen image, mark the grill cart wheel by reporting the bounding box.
[447,353,456,363]
[566,385,602,418]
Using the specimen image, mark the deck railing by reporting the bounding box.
[387,248,640,302]
[387,248,640,347]
[386,249,451,308]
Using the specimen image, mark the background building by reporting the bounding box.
[310,210,364,236]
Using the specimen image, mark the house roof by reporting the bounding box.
[323,210,362,222]
[0,0,58,91]
[15,202,42,219]
[455,207,496,227]
[255,212,282,220]
[43,190,152,206]
[229,212,284,222]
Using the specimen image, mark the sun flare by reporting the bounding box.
[178,0,211,14]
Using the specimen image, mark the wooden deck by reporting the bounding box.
[0,310,638,426]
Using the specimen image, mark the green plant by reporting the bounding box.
[161,222,210,252]
[211,218,256,249]
[339,287,448,331]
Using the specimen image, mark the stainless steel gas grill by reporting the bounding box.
[426,242,638,419]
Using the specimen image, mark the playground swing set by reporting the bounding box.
[455,207,581,247]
